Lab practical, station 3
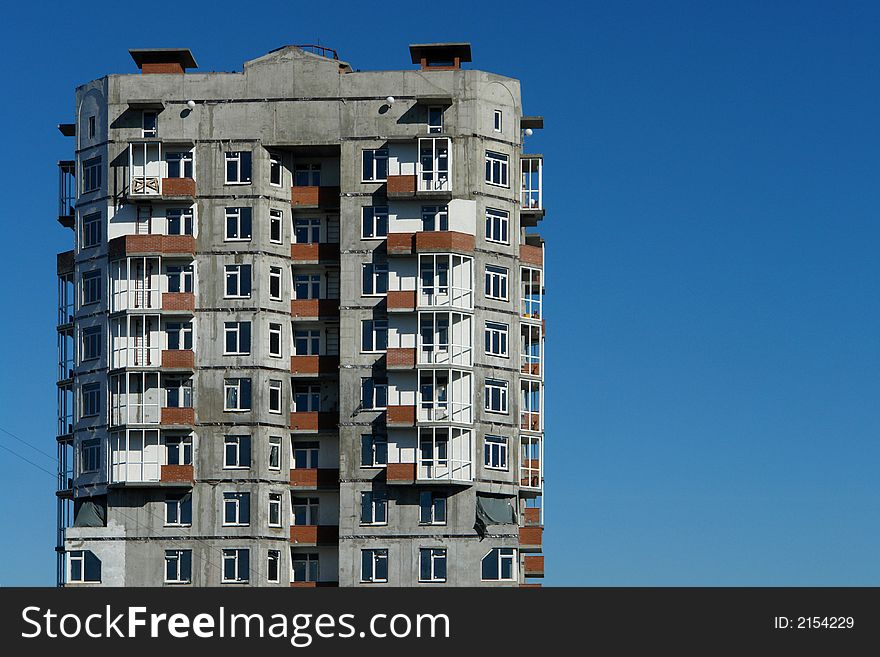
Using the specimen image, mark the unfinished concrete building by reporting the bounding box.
[55,43,546,587]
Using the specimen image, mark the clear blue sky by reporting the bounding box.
[1,0,878,586]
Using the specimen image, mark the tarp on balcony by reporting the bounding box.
[73,497,107,528]
[474,494,516,538]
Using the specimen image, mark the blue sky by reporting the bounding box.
[1,0,879,585]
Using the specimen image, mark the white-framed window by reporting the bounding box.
[294,218,320,243]
[225,151,252,184]
[82,269,101,305]
[269,266,283,301]
[485,208,509,244]
[269,154,283,187]
[419,548,447,583]
[294,163,321,186]
[481,547,516,581]
[222,548,249,583]
[361,319,388,353]
[268,492,283,527]
[81,384,101,418]
[293,329,320,356]
[224,435,251,469]
[291,496,319,525]
[485,265,509,301]
[269,379,283,414]
[362,206,388,239]
[361,378,388,410]
[269,209,283,243]
[82,157,102,193]
[81,325,102,361]
[80,438,101,472]
[166,208,194,236]
[291,552,319,583]
[484,435,508,470]
[292,385,320,412]
[224,264,252,298]
[268,436,282,471]
[419,491,447,525]
[493,109,503,133]
[484,379,508,414]
[428,106,444,133]
[362,262,388,296]
[224,378,252,412]
[225,207,252,241]
[164,376,192,409]
[267,549,281,583]
[81,211,101,249]
[165,265,194,296]
[360,434,388,468]
[421,205,448,231]
[361,548,388,583]
[142,110,158,137]
[484,321,508,357]
[360,490,388,525]
[485,151,509,187]
[268,322,283,358]
[222,492,250,526]
[166,436,193,466]
[164,549,192,584]
[165,492,192,526]
[166,152,193,178]
[224,321,251,355]
[68,550,101,583]
[166,321,193,351]
[362,149,388,182]
[292,441,319,469]
[293,274,320,299]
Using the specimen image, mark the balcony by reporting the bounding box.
[291,185,340,209]
[417,428,473,483]
[291,299,340,320]
[520,380,542,432]
[521,266,543,321]
[386,231,476,256]
[520,155,543,222]
[128,141,197,199]
[57,161,75,229]
[386,348,415,370]
[386,174,417,198]
[520,458,542,490]
[289,411,338,433]
[523,555,544,578]
[161,349,194,370]
[160,464,193,484]
[519,526,543,552]
[386,462,416,485]
[387,291,416,313]
[386,405,416,427]
[289,468,340,490]
[520,323,543,377]
[290,355,340,377]
[290,243,340,264]
[524,507,542,526]
[160,407,194,426]
[108,235,196,259]
[57,250,74,277]
[289,525,339,546]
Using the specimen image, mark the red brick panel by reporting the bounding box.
[143,62,185,74]
[290,299,340,319]
[289,468,340,488]
[291,186,341,207]
[290,355,339,375]
[161,177,196,197]
[519,526,543,548]
[386,405,416,426]
[160,464,194,483]
[386,290,416,311]
[161,349,195,369]
[386,462,416,483]
[386,348,416,369]
[387,232,415,255]
[161,407,195,425]
[520,244,544,266]
[414,231,475,254]
[162,292,195,312]
[57,250,75,275]
[289,411,337,432]
[524,507,542,526]
[523,555,544,577]
[387,174,416,194]
[290,525,339,545]
[109,235,195,257]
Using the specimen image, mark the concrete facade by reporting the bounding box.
[55,44,545,587]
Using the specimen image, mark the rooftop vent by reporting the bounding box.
[129,49,198,75]
[409,43,471,70]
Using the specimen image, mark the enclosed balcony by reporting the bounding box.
[520,155,543,214]
[521,323,543,377]
[417,426,473,483]
[520,436,543,491]
[418,369,473,424]
[520,380,543,433]
[128,141,196,198]
[109,372,161,425]
[109,429,192,485]
[521,266,543,321]
[418,311,473,367]
[57,160,76,229]
[386,137,451,199]
[418,254,474,310]
[110,315,161,368]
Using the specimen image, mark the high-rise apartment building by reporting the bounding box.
[54,43,545,587]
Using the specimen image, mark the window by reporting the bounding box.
[493,109,503,133]
[419,548,447,583]
[223,492,251,526]
[268,493,283,527]
[166,152,193,178]
[292,441,319,469]
[81,383,101,418]
[222,548,249,583]
[294,329,320,356]
[69,550,101,583]
[81,326,101,361]
[481,548,516,581]
[82,157,101,193]
[224,321,251,355]
[421,205,448,232]
[268,322,283,358]
[268,436,282,471]
[142,111,157,137]
[165,492,192,526]
[80,438,100,472]
[291,553,319,583]
[484,379,508,414]
[270,209,283,243]
[294,274,320,299]
[485,265,509,301]
[419,491,447,525]
[82,269,101,305]
[362,262,388,296]
[224,435,251,469]
[291,497,319,525]
[360,490,388,525]
[294,164,321,186]
[485,151,509,187]
[167,264,194,293]
[292,385,320,412]
[269,266,283,300]
[484,435,508,470]
[362,149,388,182]
[224,264,252,298]
[361,549,388,583]
[224,378,252,411]
[361,434,387,468]
[81,212,101,248]
[165,550,192,584]
[269,154,283,186]
[361,378,388,410]
[166,436,193,465]
[362,206,388,239]
[361,319,387,353]
[166,321,193,351]
[225,151,252,184]
[484,321,508,357]
[87,115,96,139]
[485,208,509,244]
[166,208,194,236]
[294,218,320,243]
[267,550,280,583]
[269,380,283,414]
[428,106,443,133]
[225,207,252,241]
